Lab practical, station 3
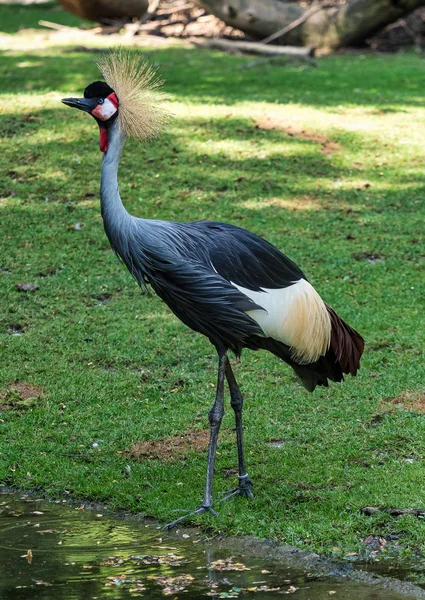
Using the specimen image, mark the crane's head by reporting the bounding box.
[61,49,169,153]
[62,81,119,152]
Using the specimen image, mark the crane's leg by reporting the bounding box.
[221,358,254,500]
[164,350,226,529]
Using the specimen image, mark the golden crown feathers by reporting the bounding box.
[96,49,169,141]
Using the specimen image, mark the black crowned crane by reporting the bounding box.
[62,50,364,529]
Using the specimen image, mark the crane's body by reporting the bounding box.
[62,53,364,528]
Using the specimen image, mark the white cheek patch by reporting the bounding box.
[92,98,118,121]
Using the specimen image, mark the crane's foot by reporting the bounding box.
[163,504,218,530]
[220,474,254,502]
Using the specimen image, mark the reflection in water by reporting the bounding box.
[0,492,417,599]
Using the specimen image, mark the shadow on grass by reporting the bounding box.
[1,49,424,318]
[1,105,425,211]
[0,107,393,212]
[1,103,424,306]
[1,47,425,108]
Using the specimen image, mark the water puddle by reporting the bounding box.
[0,491,421,599]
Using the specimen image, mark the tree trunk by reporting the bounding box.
[193,0,425,49]
[56,0,149,22]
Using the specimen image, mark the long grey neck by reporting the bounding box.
[100,119,131,235]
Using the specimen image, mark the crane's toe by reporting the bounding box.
[220,474,254,502]
[163,505,219,530]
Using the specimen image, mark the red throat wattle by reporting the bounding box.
[99,127,108,153]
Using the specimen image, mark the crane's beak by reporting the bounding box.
[61,97,98,114]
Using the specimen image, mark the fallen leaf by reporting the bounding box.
[133,553,187,567]
[362,535,387,551]
[36,529,56,534]
[23,549,32,564]
[128,583,146,593]
[105,574,127,586]
[209,558,251,571]
[149,574,194,595]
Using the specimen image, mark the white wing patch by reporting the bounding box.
[232,279,331,364]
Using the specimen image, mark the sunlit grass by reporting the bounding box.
[1,3,425,564]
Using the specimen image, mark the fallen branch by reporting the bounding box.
[192,37,315,57]
[193,0,425,50]
[123,20,143,37]
[140,0,162,25]
[260,3,327,45]
[39,20,79,31]
[157,1,194,14]
[39,20,109,34]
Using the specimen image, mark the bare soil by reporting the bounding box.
[383,389,425,413]
[255,117,340,154]
[0,381,43,411]
[127,430,210,461]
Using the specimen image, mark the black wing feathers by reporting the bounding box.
[148,260,265,354]
[193,221,305,290]
[122,221,267,354]
[110,217,363,388]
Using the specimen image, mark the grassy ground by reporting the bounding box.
[1,3,425,561]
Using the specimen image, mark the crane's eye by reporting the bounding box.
[98,98,104,104]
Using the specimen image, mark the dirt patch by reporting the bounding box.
[267,438,285,448]
[4,323,27,335]
[352,252,384,264]
[0,381,43,410]
[255,118,340,154]
[383,389,425,413]
[127,430,210,461]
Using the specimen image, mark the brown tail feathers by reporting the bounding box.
[291,309,363,392]
[249,305,364,392]
[327,305,364,376]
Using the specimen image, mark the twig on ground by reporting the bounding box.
[39,20,111,35]
[192,37,315,58]
[39,20,78,31]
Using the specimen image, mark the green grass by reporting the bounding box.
[0,1,90,34]
[1,4,425,561]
